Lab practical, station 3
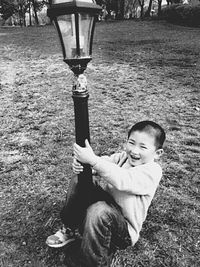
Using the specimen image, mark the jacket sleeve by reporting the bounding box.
[92,152,126,175]
[101,151,127,165]
[93,158,162,195]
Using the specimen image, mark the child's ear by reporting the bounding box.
[155,149,164,159]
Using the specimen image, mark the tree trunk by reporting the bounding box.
[158,0,162,16]
[116,0,125,20]
[32,0,39,25]
[138,0,145,18]
[140,0,144,18]
[23,13,26,27]
[19,4,23,27]
[145,0,153,17]
[119,0,125,19]
[29,0,32,26]
[112,0,118,19]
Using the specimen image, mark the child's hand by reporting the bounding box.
[73,139,98,166]
[72,158,84,174]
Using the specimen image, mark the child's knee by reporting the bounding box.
[86,201,112,226]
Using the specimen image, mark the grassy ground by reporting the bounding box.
[0,20,200,267]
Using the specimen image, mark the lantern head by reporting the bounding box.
[47,0,101,75]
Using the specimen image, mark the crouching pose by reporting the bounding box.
[46,120,166,267]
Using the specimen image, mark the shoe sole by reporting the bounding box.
[46,238,75,248]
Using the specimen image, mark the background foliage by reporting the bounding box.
[161,4,200,27]
[1,0,200,26]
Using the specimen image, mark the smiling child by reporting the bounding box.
[46,120,166,267]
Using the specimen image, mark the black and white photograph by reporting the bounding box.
[0,0,199,266]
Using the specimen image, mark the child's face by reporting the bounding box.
[126,130,162,167]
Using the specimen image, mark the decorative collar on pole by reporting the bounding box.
[72,74,88,95]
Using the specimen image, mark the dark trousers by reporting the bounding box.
[60,176,131,267]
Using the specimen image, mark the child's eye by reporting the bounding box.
[141,146,147,149]
[128,141,135,145]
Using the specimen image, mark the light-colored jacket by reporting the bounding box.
[93,151,162,245]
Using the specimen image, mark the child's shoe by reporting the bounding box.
[46,226,77,248]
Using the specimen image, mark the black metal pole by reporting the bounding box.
[72,74,93,187]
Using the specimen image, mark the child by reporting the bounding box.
[46,120,166,267]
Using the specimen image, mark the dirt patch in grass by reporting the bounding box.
[0,20,200,267]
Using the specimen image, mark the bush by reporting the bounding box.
[161,4,200,27]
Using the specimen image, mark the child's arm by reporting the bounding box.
[72,141,124,175]
[92,158,162,195]
[73,140,162,195]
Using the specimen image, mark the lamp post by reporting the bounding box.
[47,0,101,187]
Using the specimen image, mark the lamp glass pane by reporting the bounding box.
[57,14,77,58]
[79,13,94,57]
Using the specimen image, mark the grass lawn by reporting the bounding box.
[0,20,200,267]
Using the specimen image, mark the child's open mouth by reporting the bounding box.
[130,155,140,161]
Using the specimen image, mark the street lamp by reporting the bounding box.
[47,0,101,187]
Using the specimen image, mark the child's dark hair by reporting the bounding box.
[128,121,166,149]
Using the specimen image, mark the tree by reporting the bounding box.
[124,0,139,19]
[0,0,28,26]
[110,0,125,20]
[31,0,39,25]
[16,0,29,26]
[28,0,32,26]
[157,0,162,16]
[25,0,45,26]
[144,0,153,17]
[0,0,46,26]
[138,0,145,18]
[117,0,125,20]
[0,0,16,20]
[102,0,125,19]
